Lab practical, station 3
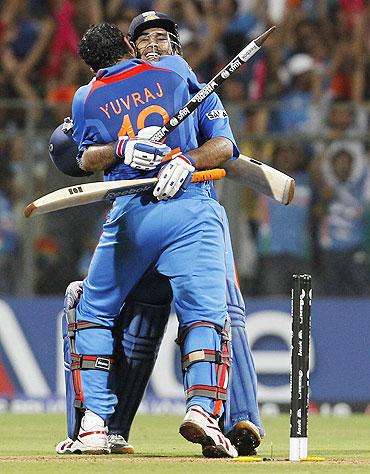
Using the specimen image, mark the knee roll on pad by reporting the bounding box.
[178,321,230,406]
[120,300,170,360]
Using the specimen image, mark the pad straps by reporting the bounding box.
[68,320,108,338]
[68,317,115,373]
[70,354,115,371]
[66,309,115,409]
[178,320,231,402]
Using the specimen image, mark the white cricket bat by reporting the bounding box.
[24,169,226,218]
[25,28,280,218]
[223,154,295,205]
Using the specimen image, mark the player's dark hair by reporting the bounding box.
[79,23,128,73]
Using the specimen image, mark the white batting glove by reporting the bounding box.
[153,153,195,201]
[64,281,83,310]
[115,127,171,171]
[136,126,162,140]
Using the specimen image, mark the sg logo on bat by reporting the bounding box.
[68,186,83,195]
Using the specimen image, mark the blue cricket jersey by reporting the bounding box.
[72,55,240,420]
[72,55,238,182]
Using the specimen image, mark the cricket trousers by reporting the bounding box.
[74,184,229,419]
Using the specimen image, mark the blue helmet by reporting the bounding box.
[128,11,181,55]
[48,118,92,177]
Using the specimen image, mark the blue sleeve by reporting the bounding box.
[71,84,89,151]
[71,82,107,163]
[197,93,239,159]
[157,56,239,159]
[157,55,202,94]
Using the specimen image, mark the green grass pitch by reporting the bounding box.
[0,413,369,473]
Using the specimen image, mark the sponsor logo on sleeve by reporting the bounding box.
[206,110,229,120]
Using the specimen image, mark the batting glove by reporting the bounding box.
[153,153,195,201]
[115,133,171,171]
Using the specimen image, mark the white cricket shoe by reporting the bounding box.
[226,420,261,456]
[56,437,75,454]
[108,434,135,454]
[56,410,110,454]
[179,405,238,458]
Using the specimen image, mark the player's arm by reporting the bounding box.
[79,128,233,172]
[155,55,236,169]
[192,88,239,171]
[80,130,171,173]
[80,143,116,172]
[186,137,233,170]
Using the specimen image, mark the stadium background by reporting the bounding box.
[0,0,370,416]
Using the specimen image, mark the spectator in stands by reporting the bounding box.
[313,99,368,158]
[0,149,19,294]
[330,0,367,103]
[0,0,369,296]
[221,78,248,140]
[109,0,153,19]
[255,143,313,296]
[0,0,54,123]
[42,0,78,81]
[312,143,370,296]
[272,52,321,135]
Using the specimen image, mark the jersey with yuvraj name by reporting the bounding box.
[73,57,236,421]
[72,55,238,182]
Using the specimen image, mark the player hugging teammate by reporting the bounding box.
[50,12,264,458]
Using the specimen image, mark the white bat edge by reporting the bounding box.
[24,178,158,217]
[224,154,295,205]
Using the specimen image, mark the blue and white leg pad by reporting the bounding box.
[62,282,114,438]
[108,299,170,439]
[223,278,264,437]
[178,321,230,417]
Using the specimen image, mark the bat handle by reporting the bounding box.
[192,168,226,182]
[160,149,227,181]
[24,203,35,218]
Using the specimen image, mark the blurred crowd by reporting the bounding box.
[1,0,370,296]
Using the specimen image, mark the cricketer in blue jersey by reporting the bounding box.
[53,105,263,458]
[54,18,263,458]
[69,22,239,458]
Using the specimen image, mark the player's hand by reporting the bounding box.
[115,129,171,171]
[153,153,195,201]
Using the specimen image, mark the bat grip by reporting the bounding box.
[162,148,226,183]
[161,147,181,161]
[160,150,227,182]
[191,168,226,182]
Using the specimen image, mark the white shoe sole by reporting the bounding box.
[180,420,235,458]
[57,438,110,455]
